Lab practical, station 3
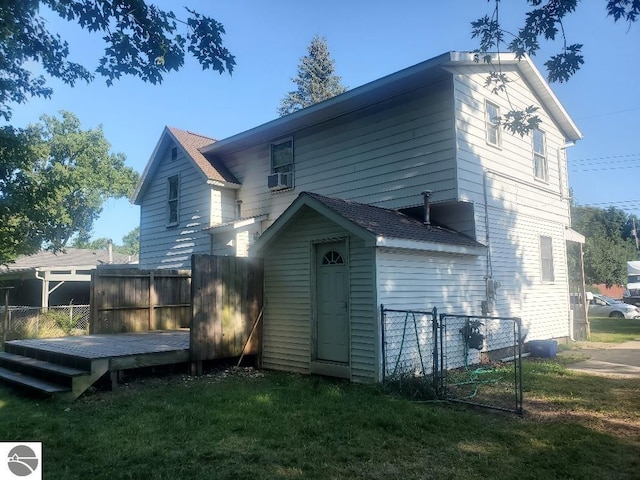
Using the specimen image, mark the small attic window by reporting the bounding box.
[171,147,178,161]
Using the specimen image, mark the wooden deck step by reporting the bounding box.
[0,352,89,377]
[0,366,70,394]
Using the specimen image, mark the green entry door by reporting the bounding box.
[316,241,349,363]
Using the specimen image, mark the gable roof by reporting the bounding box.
[131,126,240,204]
[252,192,486,256]
[0,248,136,274]
[202,51,581,158]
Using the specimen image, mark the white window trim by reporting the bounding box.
[270,137,294,189]
[540,235,555,283]
[485,100,501,148]
[167,174,180,227]
[533,128,548,182]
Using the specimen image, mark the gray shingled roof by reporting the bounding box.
[303,192,484,248]
[0,248,136,273]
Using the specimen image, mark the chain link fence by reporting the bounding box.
[1,305,90,342]
[438,314,523,414]
[381,306,523,414]
[381,307,437,381]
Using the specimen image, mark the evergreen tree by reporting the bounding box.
[278,35,347,117]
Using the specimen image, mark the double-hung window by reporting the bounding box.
[540,236,555,282]
[485,101,501,147]
[167,175,180,226]
[533,128,548,181]
[270,138,294,189]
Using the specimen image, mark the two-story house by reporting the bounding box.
[132,51,584,381]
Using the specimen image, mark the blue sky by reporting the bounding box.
[5,1,640,243]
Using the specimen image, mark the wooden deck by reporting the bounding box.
[1,330,191,400]
[7,330,190,363]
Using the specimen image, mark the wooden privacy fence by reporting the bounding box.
[190,255,263,372]
[90,267,191,334]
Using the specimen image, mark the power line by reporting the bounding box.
[569,163,640,172]
[570,153,640,163]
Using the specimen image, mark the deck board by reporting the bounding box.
[6,330,190,360]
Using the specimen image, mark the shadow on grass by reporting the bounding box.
[0,366,638,480]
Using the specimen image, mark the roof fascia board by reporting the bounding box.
[445,52,582,141]
[164,129,212,187]
[201,52,454,156]
[132,127,222,204]
[565,227,585,244]
[376,237,486,255]
[206,179,242,190]
[251,195,376,255]
[131,126,172,204]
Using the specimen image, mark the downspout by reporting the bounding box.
[34,269,49,308]
[482,170,495,315]
[482,171,493,278]
[561,141,577,341]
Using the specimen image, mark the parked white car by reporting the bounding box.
[587,293,640,319]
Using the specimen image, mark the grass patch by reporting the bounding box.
[1,364,639,480]
[589,317,640,343]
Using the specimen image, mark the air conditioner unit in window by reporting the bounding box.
[268,172,291,190]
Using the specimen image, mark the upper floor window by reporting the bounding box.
[540,235,554,282]
[171,146,178,161]
[167,175,180,226]
[533,128,548,181]
[485,101,501,147]
[269,138,294,190]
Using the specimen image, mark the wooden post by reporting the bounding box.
[90,270,98,334]
[149,272,157,330]
[2,287,14,348]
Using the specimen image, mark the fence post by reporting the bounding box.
[380,304,385,382]
[1,287,12,348]
[432,307,439,397]
[149,272,157,330]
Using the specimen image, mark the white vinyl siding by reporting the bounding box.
[452,65,571,341]
[262,209,377,382]
[376,249,485,315]
[221,77,457,226]
[138,144,215,269]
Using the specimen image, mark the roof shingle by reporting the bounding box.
[167,127,239,184]
[303,192,484,248]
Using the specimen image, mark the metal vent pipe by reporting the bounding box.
[421,190,433,226]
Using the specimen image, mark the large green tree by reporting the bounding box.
[0,111,139,263]
[71,226,139,255]
[0,0,235,121]
[278,35,347,117]
[472,0,638,135]
[571,205,639,286]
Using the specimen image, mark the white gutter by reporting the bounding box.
[375,236,485,256]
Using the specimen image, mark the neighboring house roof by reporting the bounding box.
[252,192,486,256]
[0,248,137,278]
[201,51,581,158]
[131,126,239,204]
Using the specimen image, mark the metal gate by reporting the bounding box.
[438,314,523,415]
[381,306,523,415]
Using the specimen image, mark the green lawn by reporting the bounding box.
[588,317,640,343]
[1,358,639,480]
